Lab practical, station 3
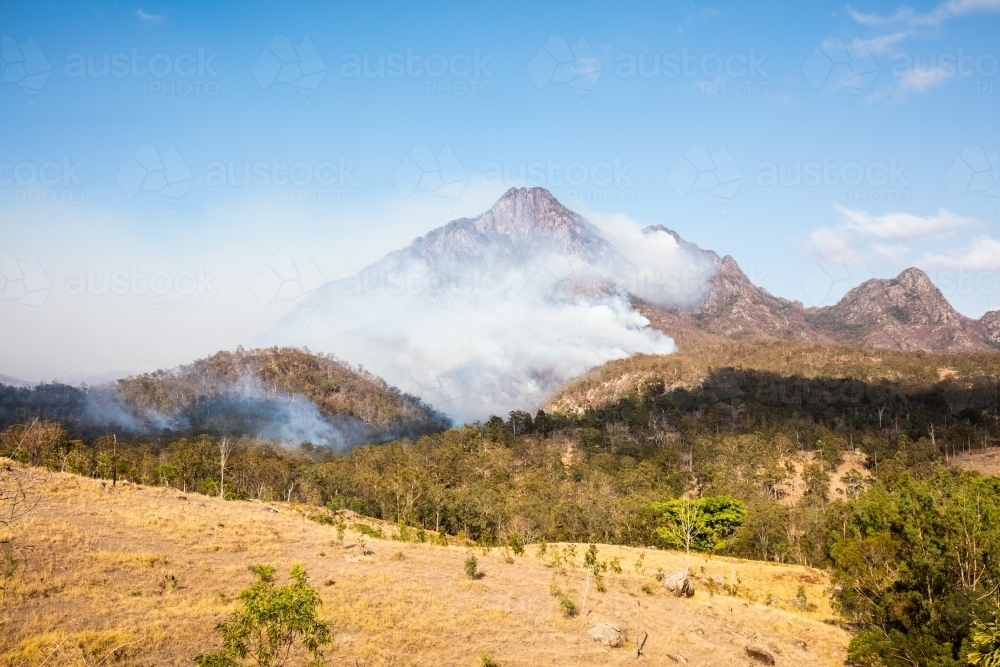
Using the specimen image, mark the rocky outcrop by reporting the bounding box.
[663,569,695,597]
[804,268,991,353]
[588,623,624,647]
[983,310,1000,347]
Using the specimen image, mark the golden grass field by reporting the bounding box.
[1,463,852,666]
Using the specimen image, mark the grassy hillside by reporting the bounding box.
[1,463,850,667]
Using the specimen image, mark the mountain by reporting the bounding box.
[635,238,998,354]
[271,187,997,420]
[803,268,991,352]
[272,187,713,421]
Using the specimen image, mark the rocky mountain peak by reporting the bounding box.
[803,268,987,352]
[477,187,577,237]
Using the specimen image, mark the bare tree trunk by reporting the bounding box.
[218,437,234,500]
[111,435,118,487]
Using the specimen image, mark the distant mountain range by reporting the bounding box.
[636,232,1000,354]
[6,188,995,438]
[268,187,997,420]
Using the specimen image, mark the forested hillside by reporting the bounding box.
[0,347,447,446]
[3,340,1000,664]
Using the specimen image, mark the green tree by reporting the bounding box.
[195,564,331,667]
[969,611,1000,667]
[829,468,1000,667]
[652,496,745,560]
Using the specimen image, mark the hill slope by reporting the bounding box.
[1,466,851,666]
[546,337,1000,414]
[0,347,446,447]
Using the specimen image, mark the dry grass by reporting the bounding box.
[1,463,851,666]
[951,447,1000,478]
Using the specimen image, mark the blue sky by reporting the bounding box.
[1,0,998,382]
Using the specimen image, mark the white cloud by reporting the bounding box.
[135,9,165,22]
[864,31,914,55]
[899,64,954,91]
[921,235,1000,270]
[834,204,980,240]
[849,0,1000,27]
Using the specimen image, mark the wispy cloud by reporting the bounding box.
[834,204,980,241]
[922,235,1000,270]
[897,63,955,92]
[848,0,1000,27]
[135,8,165,22]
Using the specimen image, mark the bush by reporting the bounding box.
[464,555,479,579]
[559,594,578,617]
[353,522,384,539]
[195,564,331,667]
[480,651,499,667]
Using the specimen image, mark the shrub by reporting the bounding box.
[195,564,331,667]
[464,555,479,579]
[480,651,499,667]
[559,594,578,617]
[353,522,384,539]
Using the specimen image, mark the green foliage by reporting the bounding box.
[968,611,1000,667]
[558,594,578,617]
[652,496,745,554]
[195,564,331,667]
[480,652,499,667]
[828,467,1000,667]
[353,523,384,539]
[464,555,479,579]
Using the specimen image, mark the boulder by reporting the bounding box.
[663,569,695,597]
[588,622,624,648]
[744,645,776,665]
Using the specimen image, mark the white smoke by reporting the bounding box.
[79,374,366,449]
[268,211,713,423]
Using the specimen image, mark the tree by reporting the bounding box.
[969,610,1000,667]
[652,496,745,562]
[1,456,40,607]
[219,437,235,499]
[829,468,1000,667]
[195,564,331,667]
